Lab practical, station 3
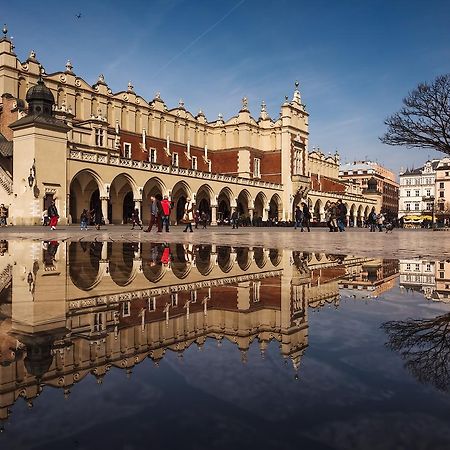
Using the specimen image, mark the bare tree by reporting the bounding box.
[380,74,450,155]
[381,313,450,391]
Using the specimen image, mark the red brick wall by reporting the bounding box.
[311,173,346,192]
[119,132,210,171]
[260,151,281,183]
[0,95,19,140]
[209,150,239,175]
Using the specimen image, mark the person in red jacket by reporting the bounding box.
[160,196,171,232]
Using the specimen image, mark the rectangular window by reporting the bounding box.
[172,152,179,167]
[406,263,411,271]
[426,263,431,272]
[440,191,445,198]
[148,297,156,311]
[190,290,197,303]
[440,182,445,189]
[95,128,104,147]
[426,189,431,197]
[254,158,261,178]
[150,148,157,163]
[208,160,212,173]
[122,301,130,317]
[171,293,178,307]
[252,281,261,302]
[446,172,449,177]
[440,262,445,269]
[415,263,420,271]
[414,203,419,210]
[123,142,132,159]
[440,272,445,279]
[406,190,410,197]
[191,156,198,170]
[415,190,420,197]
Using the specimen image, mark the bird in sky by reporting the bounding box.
[75,13,82,19]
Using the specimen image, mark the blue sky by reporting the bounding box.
[3,0,450,173]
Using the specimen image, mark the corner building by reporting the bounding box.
[0,30,313,225]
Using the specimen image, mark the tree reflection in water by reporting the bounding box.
[382,313,450,392]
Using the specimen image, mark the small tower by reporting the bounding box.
[9,76,69,225]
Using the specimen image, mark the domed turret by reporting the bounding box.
[26,77,55,116]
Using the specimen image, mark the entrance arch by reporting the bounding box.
[142,177,166,224]
[254,192,267,224]
[69,170,103,223]
[109,174,137,224]
[217,187,233,225]
[269,194,282,221]
[171,181,192,224]
[196,184,214,221]
[237,189,252,225]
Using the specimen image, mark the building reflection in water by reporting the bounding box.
[0,241,402,427]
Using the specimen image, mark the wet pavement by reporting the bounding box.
[0,240,449,449]
[0,225,449,259]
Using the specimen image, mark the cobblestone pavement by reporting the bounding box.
[1,225,449,259]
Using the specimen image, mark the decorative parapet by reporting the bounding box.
[69,149,284,191]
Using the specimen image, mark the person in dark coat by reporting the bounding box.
[294,205,303,230]
[48,200,59,230]
[145,196,162,232]
[336,199,347,232]
[301,202,311,232]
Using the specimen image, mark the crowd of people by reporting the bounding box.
[1,196,398,233]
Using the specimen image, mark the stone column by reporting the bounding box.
[263,208,269,221]
[100,197,109,224]
[210,205,217,226]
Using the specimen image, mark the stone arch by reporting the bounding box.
[236,247,251,271]
[196,184,215,219]
[142,177,167,224]
[217,246,233,273]
[269,248,282,266]
[364,206,370,222]
[109,173,138,224]
[349,204,357,227]
[253,247,267,269]
[108,242,137,287]
[269,194,282,220]
[217,187,234,224]
[171,180,193,224]
[68,242,104,291]
[171,244,192,279]
[254,191,267,222]
[237,189,252,225]
[313,199,323,223]
[195,245,214,276]
[141,243,165,283]
[69,169,105,223]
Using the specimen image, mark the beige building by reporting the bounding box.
[0,240,386,424]
[0,28,382,226]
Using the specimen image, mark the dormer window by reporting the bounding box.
[191,156,198,170]
[149,148,157,163]
[254,157,261,178]
[123,142,132,159]
[172,152,179,167]
[95,128,104,147]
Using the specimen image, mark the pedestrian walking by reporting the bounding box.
[92,207,103,230]
[377,212,385,232]
[194,210,201,229]
[161,196,172,232]
[327,202,338,232]
[294,205,303,230]
[336,199,347,232]
[48,200,59,230]
[182,198,194,232]
[131,208,143,230]
[0,204,7,227]
[80,209,89,230]
[368,207,377,232]
[231,209,239,229]
[301,201,311,232]
[145,195,162,232]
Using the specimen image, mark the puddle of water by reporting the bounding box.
[0,240,449,450]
